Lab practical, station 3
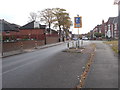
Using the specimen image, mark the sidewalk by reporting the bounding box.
[84,41,118,88]
[2,42,65,58]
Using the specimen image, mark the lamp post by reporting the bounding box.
[44,29,46,45]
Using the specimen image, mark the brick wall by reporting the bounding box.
[3,36,59,52]
[3,29,45,40]
[46,36,59,44]
[2,40,45,52]
[3,42,21,52]
[3,31,60,52]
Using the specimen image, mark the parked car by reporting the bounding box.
[82,37,88,40]
[72,38,78,41]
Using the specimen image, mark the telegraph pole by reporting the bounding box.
[118,1,120,54]
[114,0,120,54]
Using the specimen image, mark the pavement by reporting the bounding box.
[84,41,118,88]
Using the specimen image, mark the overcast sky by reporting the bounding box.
[0,0,118,34]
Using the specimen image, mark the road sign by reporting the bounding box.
[74,16,82,28]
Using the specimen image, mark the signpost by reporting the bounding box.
[74,16,82,28]
[74,15,82,48]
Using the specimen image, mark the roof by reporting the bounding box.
[20,21,35,29]
[107,17,115,24]
[113,17,118,23]
[107,17,118,24]
[20,21,46,30]
[0,19,20,31]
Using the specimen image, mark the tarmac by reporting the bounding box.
[84,41,118,88]
[1,40,119,88]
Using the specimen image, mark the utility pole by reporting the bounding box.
[118,1,120,54]
[114,0,120,54]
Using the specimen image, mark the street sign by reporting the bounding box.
[74,16,82,28]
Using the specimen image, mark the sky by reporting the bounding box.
[0,0,118,34]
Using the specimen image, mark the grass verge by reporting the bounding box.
[104,40,118,53]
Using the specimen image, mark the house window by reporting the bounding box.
[114,23,117,30]
[108,24,110,30]
[6,31,10,33]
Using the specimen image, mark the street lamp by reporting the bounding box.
[44,29,47,45]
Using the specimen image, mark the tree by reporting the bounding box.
[94,32,101,37]
[63,17,72,38]
[39,8,55,33]
[52,8,72,39]
[28,12,37,22]
[94,32,105,38]
[87,32,91,39]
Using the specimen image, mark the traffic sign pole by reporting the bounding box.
[78,28,80,48]
[74,15,82,49]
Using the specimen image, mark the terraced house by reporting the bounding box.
[90,17,118,40]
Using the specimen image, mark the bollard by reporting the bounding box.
[81,40,83,46]
[35,41,38,49]
[78,40,79,48]
[67,42,69,49]
[76,41,78,49]
[72,41,74,48]
[20,42,23,52]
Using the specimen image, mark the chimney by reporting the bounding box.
[102,20,104,24]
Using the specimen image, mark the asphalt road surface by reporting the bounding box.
[2,40,91,88]
[3,40,118,88]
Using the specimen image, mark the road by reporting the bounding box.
[2,40,118,88]
[2,40,91,88]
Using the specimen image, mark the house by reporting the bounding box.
[1,19,20,41]
[19,21,46,40]
[90,17,119,40]
[1,20,46,41]
[105,17,119,39]
[113,17,118,39]
[107,17,115,38]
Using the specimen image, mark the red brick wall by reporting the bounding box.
[3,29,45,40]
[46,36,59,44]
[3,34,59,52]
[3,42,21,52]
[3,40,45,52]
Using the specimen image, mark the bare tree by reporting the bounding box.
[28,12,37,22]
[39,8,55,33]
